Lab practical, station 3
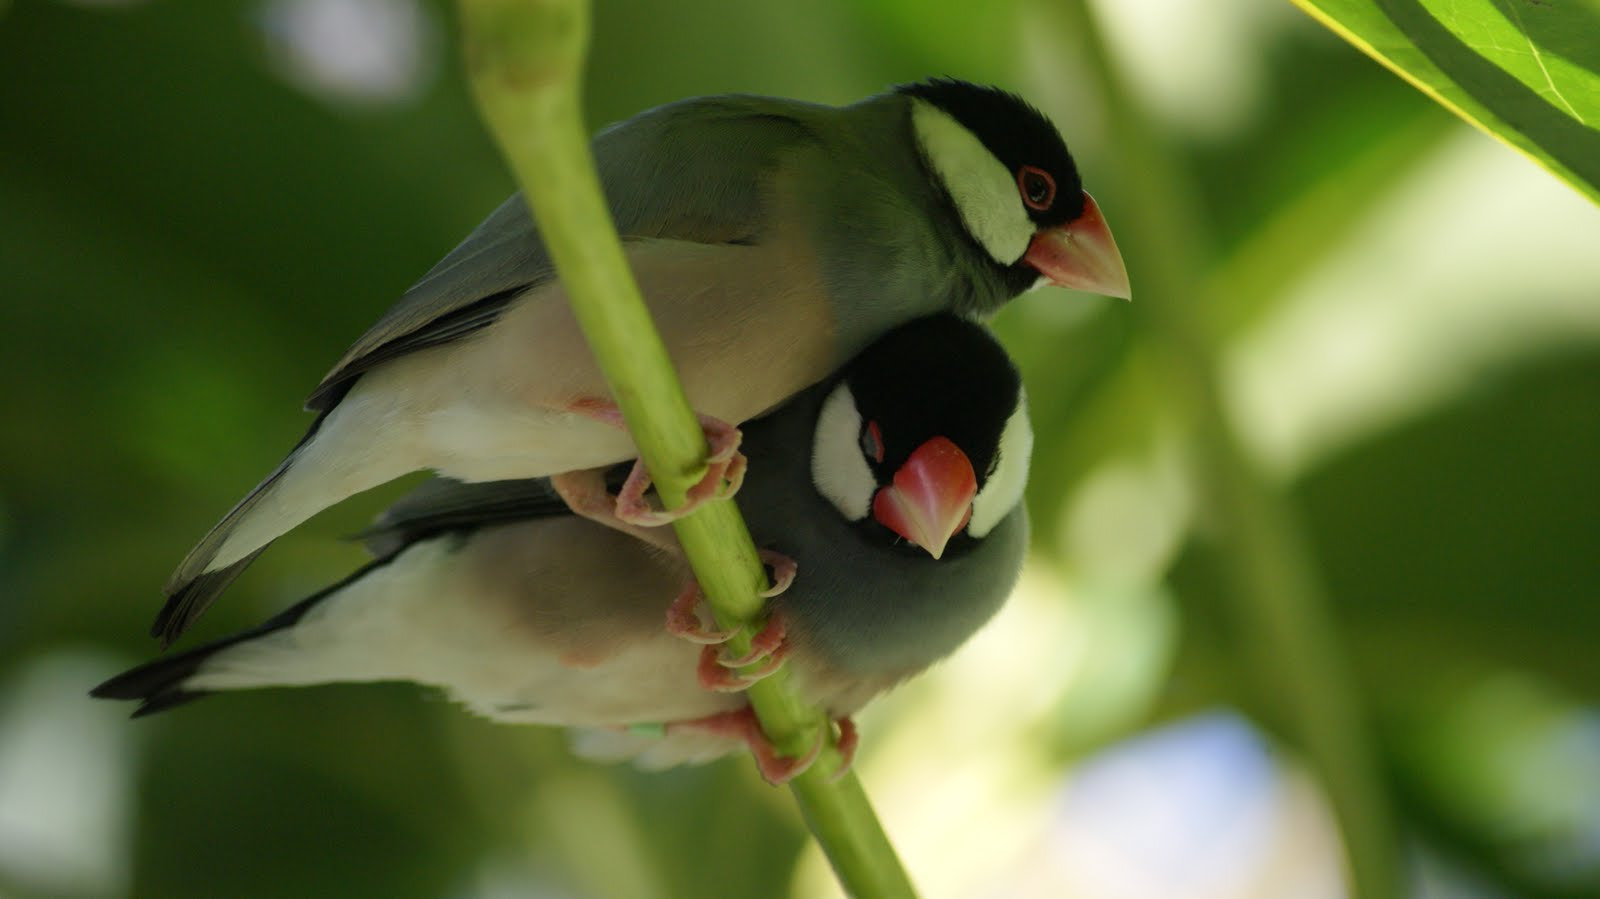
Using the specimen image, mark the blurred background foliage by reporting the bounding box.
[1,0,1598,897]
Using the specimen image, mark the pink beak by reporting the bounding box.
[871,437,978,560]
[1023,192,1131,300]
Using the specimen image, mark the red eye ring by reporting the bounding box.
[861,421,885,463]
[1017,165,1055,211]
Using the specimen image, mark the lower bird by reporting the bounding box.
[95,314,1033,782]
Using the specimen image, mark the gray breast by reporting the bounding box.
[734,384,1028,681]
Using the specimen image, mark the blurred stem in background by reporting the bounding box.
[451,0,915,896]
[1057,1,1403,897]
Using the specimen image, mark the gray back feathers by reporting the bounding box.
[308,96,821,411]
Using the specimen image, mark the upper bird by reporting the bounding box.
[99,314,1033,782]
[154,78,1125,645]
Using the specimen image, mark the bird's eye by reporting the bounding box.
[860,421,885,464]
[1017,166,1055,211]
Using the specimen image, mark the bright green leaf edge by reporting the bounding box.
[1290,0,1600,206]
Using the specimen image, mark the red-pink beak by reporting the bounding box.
[1023,192,1131,300]
[871,437,978,560]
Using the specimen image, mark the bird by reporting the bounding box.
[154,77,1120,646]
[96,314,1033,783]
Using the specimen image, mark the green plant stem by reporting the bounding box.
[1052,1,1403,896]
[453,1,916,896]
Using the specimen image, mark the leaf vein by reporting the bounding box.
[1503,0,1586,124]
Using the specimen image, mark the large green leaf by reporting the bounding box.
[1292,0,1600,205]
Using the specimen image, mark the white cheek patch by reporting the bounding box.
[812,384,876,522]
[969,390,1032,538]
[910,99,1036,266]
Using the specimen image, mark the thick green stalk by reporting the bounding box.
[453,1,916,896]
[1051,2,1402,896]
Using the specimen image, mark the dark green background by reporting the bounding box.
[2,0,1597,896]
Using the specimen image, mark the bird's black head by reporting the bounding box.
[895,78,1130,300]
[810,314,1032,560]
[899,78,1084,229]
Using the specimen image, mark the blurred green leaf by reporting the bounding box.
[1387,673,1600,898]
[1204,103,1453,336]
[1290,0,1600,204]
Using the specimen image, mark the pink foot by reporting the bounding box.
[569,398,746,527]
[613,416,745,526]
[665,580,736,644]
[668,707,822,785]
[696,615,789,692]
[667,709,858,785]
[551,467,680,554]
[663,550,798,646]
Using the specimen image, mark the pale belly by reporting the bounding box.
[357,237,837,482]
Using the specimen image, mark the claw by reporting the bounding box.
[828,717,859,783]
[552,468,682,554]
[665,553,796,648]
[697,644,789,692]
[696,614,789,691]
[717,614,787,668]
[566,400,747,528]
[668,707,825,785]
[758,549,797,598]
[697,412,742,465]
[665,582,736,644]
[613,445,746,527]
[707,451,747,501]
[756,729,823,785]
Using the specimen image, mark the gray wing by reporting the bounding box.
[358,477,573,557]
[307,96,822,411]
[358,465,630,556]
